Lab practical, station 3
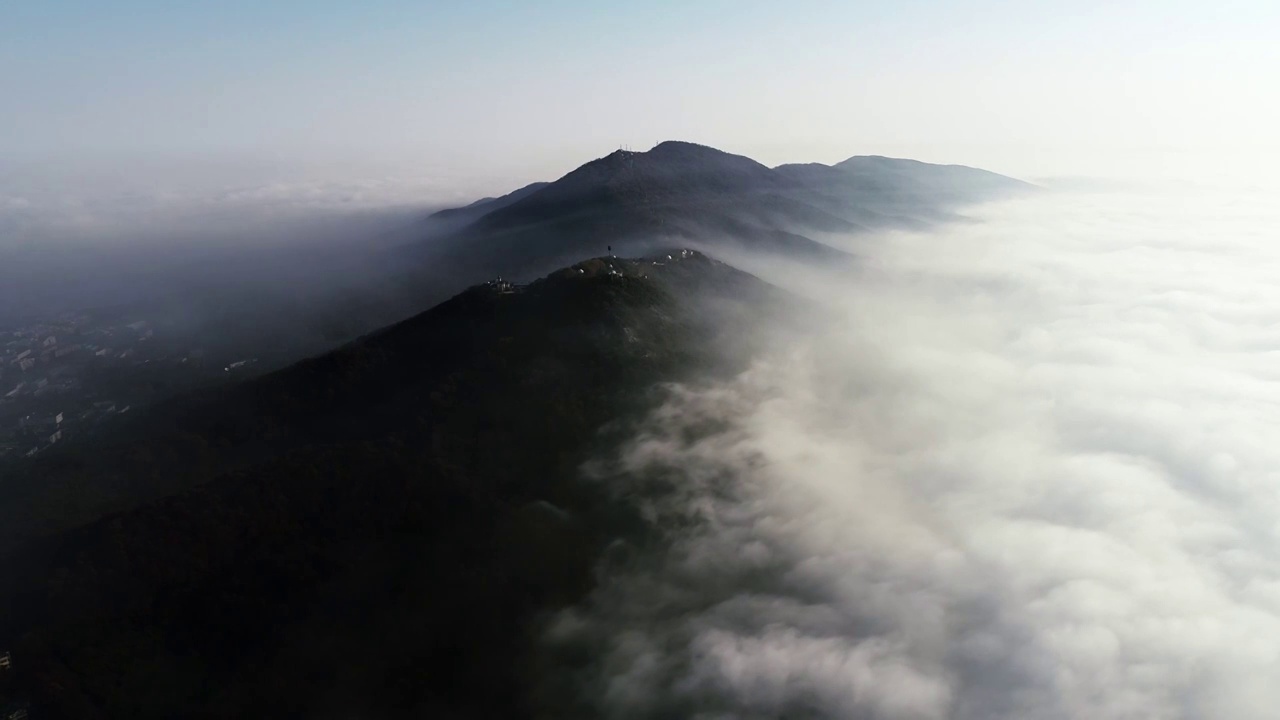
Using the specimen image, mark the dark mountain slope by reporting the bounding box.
[0,251,802,720]
[426,180,551,230]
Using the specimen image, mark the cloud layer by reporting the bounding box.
[0,165,478,323]
[546,185,1280,719]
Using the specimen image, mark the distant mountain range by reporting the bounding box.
[410,141,1030,284]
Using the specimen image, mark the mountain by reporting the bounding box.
[0,251,804,719]
[274,142,1026,374]
[424,181,551,230]
[411,141,1031,287]
[834,155,1031,209]
[0,141,1031,718]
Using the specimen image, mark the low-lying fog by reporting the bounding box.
[0,169,443,316]
[552,181,1280,719]
[0,163,499,365]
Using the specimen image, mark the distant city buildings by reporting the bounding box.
[0,311,254,466]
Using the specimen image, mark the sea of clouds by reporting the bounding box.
[547,182,1280,719]
[0,162,491,322]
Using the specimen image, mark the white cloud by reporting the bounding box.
[547,185,1280,719]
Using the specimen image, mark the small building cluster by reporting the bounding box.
[487,277,520,294]
[224,358,259,373]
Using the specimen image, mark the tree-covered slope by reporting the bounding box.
[0,251,800,719]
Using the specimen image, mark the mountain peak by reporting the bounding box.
[645,140,768,168]
[648,139,722,154]
[469,141,778,231]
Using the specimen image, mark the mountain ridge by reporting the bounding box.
[0,248,802,718]
[408,141,1031,288]
[0,139,1032,719]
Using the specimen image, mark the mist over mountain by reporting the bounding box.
[538,185,1280,720]
[411,141,1030,284]
[0,141,1025,365]
[0,141,1085,717]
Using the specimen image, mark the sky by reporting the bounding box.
[3,0,1277,196]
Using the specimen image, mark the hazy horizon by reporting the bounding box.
[5,0,1277,236]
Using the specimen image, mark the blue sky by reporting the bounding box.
[2,0,1277,189]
